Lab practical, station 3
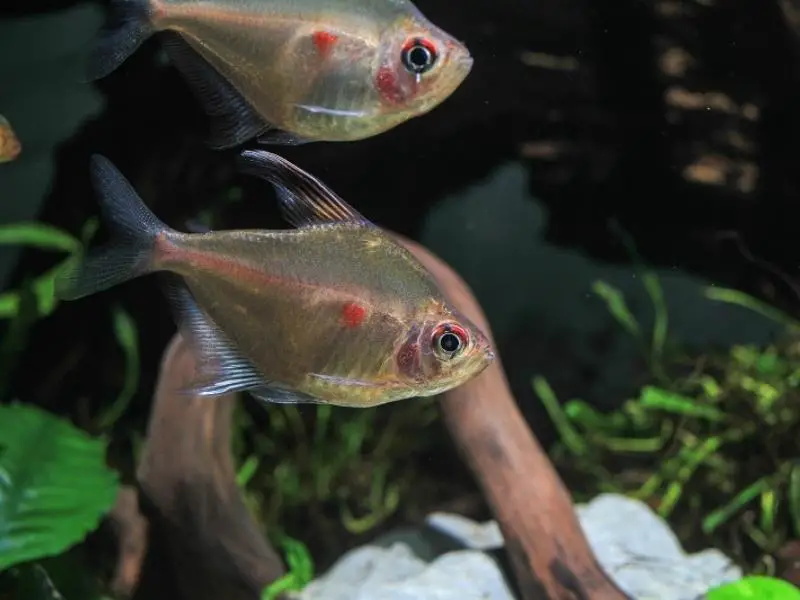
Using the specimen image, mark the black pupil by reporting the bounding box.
[409,45,430,68]
[439,332,461,353]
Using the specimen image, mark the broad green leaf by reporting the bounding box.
[0,223,80,255]
[0,403,119,570]
[707,575,800,599]
[639,386,726,422]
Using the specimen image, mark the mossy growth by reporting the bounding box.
[535,267,800,578]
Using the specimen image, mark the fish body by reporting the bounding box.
[56,151,494,407]
[0,115,21,163]
[90,0,473,146]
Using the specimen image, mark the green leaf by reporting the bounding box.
[638,386,726,422]
[0,402,120,570]
[532,376,588,457]
[642,272,668,372]
[788,464,800,537]
[95,305,139,429]
[0,223,80,255]
[703,476,772,533]
[591,280,641,340]
[707,575,800,599]
[261,535,314,599]
[704,286,800,331]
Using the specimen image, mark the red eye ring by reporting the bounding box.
[401,37,438,75]
[432,323,469,357]
[402,37,437,55]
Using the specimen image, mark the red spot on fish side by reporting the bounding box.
[375,66,406,105]
[341,302,367,328]
[312,30,339,56]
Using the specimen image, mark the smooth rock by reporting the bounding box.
[293,493,743,599]
[426,493,743,600]
[295,542,516,600]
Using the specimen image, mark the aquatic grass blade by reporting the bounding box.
[0,223,80,255]
[95,305,140,429]
[788,464,800,536]
[703,476,772,534]
[532,376,588,457]
[704,286,800,331]
[591,280,641,340]
[639,386,726,422]
[261,535,314,599]
[642,272,668,377]
[0,403,119,570]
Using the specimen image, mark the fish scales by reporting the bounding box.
[89,0,473,144]
[56,151,495,408]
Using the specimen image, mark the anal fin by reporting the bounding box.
[160,32,268,149]
[257,130,311,146]
[161,274,317,405]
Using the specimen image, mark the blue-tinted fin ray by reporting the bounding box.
[55,155,170,301]
[86,0,154,81]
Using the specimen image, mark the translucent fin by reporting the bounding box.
[160,32,269,149]
[236,149,373,228]
[87,0,154,81]
[256,130,311,146]
[55,155,170,301]
[162,275,316,405]
[184,219,212,233]
[162,274,266,395]
[310,373,398,390]
[249,386,323,405]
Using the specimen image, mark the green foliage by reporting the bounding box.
[536,267,800,575]
[235,399,439,543]
[0,220,96,320]
[261,535,315,599]
[0,402,119,571]
[708,575,800,599]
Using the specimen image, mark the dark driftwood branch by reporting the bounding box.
[397,236,629,600]
[111,334,286,600]
[107,234,627,600]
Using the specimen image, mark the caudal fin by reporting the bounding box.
[55,155,173,301]
[87,0,154,81]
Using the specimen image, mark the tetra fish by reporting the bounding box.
[56,151,494,407]
[88,0,473,147]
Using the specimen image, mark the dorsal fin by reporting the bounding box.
[236,149,372,229]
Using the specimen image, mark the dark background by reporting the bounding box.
[2,0,800,566]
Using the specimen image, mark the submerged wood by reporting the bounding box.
[396,235,630,600]
[111,333,286,599]
[107,235,626,600]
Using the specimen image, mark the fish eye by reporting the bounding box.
[433,323,468,359]
[401,38,438,75]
